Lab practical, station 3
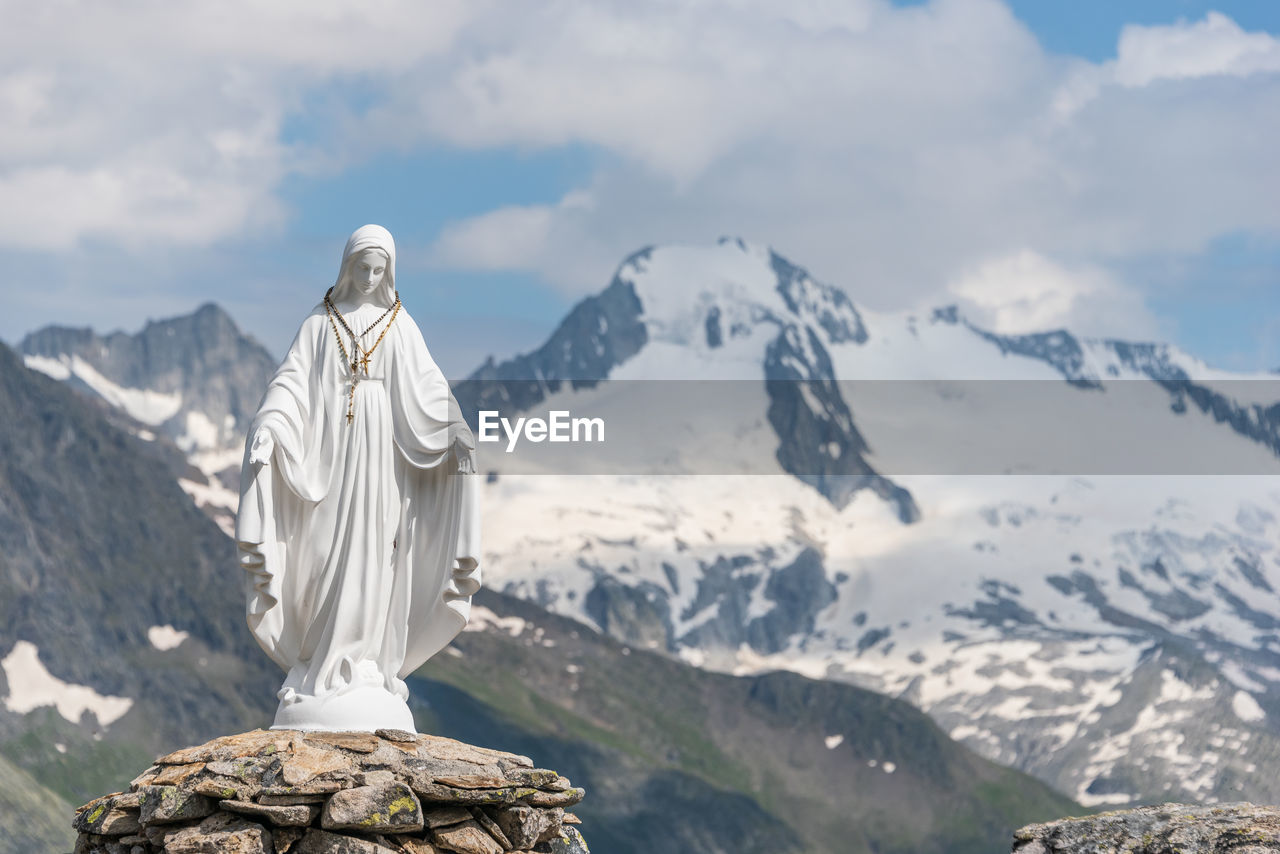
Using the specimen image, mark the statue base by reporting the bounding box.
[73,729,588,854]
[269,684,416,732]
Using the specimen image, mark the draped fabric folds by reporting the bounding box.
[235,227,479,723]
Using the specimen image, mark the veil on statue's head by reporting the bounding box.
[333,224,397,309]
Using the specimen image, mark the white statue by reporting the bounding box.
[235,224,480,733]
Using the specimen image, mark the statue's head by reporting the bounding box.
[334,224,397,307]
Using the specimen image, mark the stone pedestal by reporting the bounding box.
[72,730,588,854]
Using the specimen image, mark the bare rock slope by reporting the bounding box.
[1014,803,1280,853]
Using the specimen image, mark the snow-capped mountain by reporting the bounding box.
[20,303,276,535]
[22,237,1280,809]
[457,237,1280,808]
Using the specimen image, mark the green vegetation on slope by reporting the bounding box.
[417,589,1081,854]
[0,750,75,854]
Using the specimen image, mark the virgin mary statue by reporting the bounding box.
[235,224,480,733]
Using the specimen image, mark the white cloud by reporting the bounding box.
[428,190,601,280]
[0,161,279,250]
[431,204,556,272]
[0,0,478,250]
[403,0,1035,186]
[414,3,1279,344]
[946,250,1164,341]
[1115,11,1280,88]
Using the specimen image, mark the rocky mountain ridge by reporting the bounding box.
[20,302,277,534]
[1013,802,1280,853]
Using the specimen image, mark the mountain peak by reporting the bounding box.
[190,301,240,330]
[17,302,278,524]
[715,234,753,252]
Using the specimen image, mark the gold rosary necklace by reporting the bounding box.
[324,287,401,423]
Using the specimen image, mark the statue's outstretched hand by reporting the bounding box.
[456,446,475,474]
[249,428,276,466]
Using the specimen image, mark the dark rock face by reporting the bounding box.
[744,547,839,655]
[72,729,587,854]
[19,302,277,456]
[770,249,867,346]
[1117,568,1213,622]
[705,305,724,349]
[453,253,650,423]
[763,321,918,519]
[973,325,1280,465]
[965,325,1099,390]
[583,574,673,651]
[678,554,762,650]
[0,341,277,749]
[672,548,838,657]
[1013,803,1280,853]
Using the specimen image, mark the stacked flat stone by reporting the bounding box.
[72,729,588,854]
[1013,803,1280,853]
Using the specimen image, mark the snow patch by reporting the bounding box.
[147,625,189,651]
[1232,690,1266,723]
[23,354,71,380]
[178,477,239,513]
[1,641,133,727]
[464,605,528,637]
[1078,790,1135,807]
[732,643,831,681]
[178,477,239,537]
[178,410,221,452]
[625,241,786,352]
[1219,660,1268,694]
[64,356,182,425]
[189,446,246,477]
[679,647,707,667]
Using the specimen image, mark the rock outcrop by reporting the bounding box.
[73,730,588,854]
[1014,803,1280,853]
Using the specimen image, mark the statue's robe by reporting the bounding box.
[236,301,479,710]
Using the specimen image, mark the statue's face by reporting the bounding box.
[350,249,388,296]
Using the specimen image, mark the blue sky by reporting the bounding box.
[1006,0,1280,60]
[2,1,1277,378]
